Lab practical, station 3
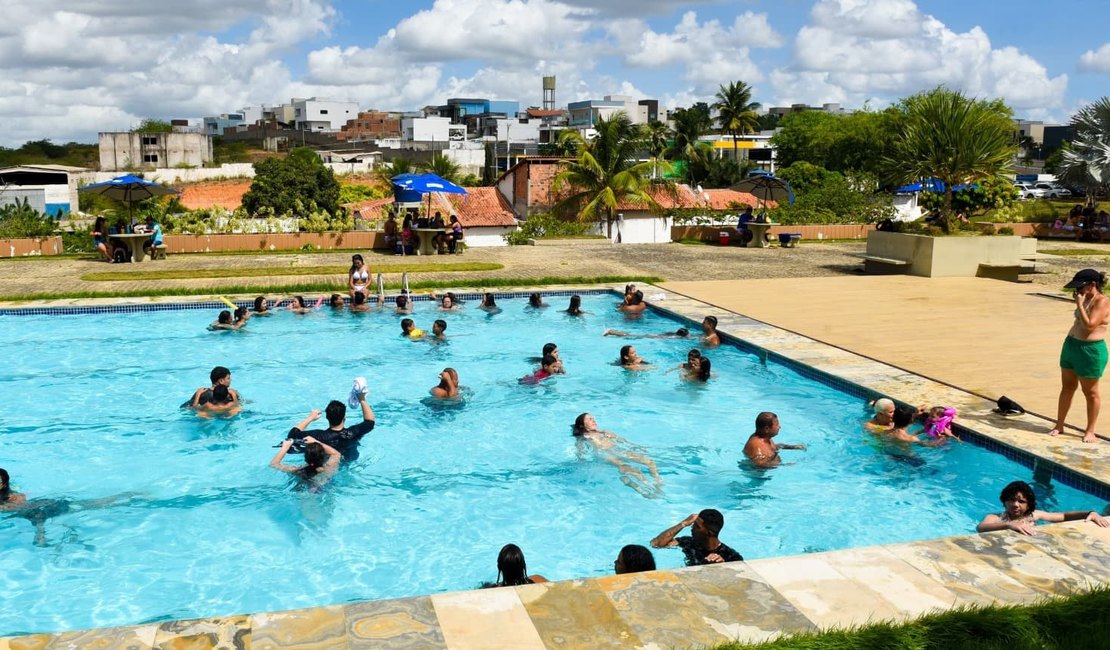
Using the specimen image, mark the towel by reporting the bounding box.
[348,376,368,407]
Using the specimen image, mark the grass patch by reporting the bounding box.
[81,262,503,282]
[716,587,1110,650]
[1040,249,1109,257]
[1,275,664,302]
[676,238,715,245]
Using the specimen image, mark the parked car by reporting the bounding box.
[1013,182,1047,199]
[1064,185,1087,198]
[1034,182,1072,198]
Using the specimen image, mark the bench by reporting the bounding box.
[855,253,910,271]
[151,244,168,260]
[977,262,1026,282]
[778,233,803,248]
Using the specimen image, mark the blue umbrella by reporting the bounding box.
[80,174,178,204]
[391,173,468,196]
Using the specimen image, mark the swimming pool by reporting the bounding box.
[0,292,1104,635]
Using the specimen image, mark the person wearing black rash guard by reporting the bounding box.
[183,366,240,409]
[284,394,375,461]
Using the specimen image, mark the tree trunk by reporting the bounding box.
[940,187,954,234]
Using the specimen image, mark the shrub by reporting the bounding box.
[0,198,57,238]
[504,212,591,245]
[980,223,996,235]
[999,226,1014,235]
[773,163,895,225]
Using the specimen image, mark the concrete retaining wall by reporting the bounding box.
[865,231,1025,277]
[164,232,385,254]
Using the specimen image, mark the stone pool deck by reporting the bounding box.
[4,279,1110,649]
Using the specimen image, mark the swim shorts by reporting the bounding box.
[1060,336,1109,379]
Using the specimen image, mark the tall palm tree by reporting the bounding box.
[713,81,761,162]
[1060,97,1110,207]
[552,112,660,239]
[886,87,1016,232]
[644,120,670,180]
[420,153,462,184]
[374,157,414,186]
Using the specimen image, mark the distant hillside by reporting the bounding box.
[0,140,97,169]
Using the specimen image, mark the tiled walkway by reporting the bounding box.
[4,280,1110,649]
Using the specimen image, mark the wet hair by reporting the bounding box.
[703,315,718,329]
[617,544,656,574]
[676,328,689,337]
[482,293,497,307]
[624,283,636,296]
[352,291,366,305]
[619,345,634,365]
[349,254,364,274]
[234,307,247,321]
[0,468,10,502]
[325,400,346,427]
[301,442,327,477]
[873,398,894,415]
[217,310,232,324]
[572,413,591,437]
[529,293,543,307]
[695,356,711,381]
[687,348,702,361]
[892,405,916,429]
[542,342,558,356]
[495,543,531,586]
[253,296,267,312]
[699,508,724,536]
[567,295,582,314]
[1000,480,1037,514]
[210,366,231,384]
[400,318,414,332]
[755,411,777,431]
[540,353,557,369]
[331,293,344,307]
[628,290,644,305]
[434,318,447,332]
[446,292,458,304]
[396,295,408,309]
[437,368,459,391]
[293,296,306,308]
[441,295,453,307]
[212,384,231,404]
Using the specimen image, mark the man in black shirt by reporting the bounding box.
[285,394,375,462]
[650,508,743,566]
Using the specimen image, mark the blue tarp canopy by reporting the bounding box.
[895,179,978,194]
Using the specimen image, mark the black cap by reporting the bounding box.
[1064,269,1103,289]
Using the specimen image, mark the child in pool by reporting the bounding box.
[977,480,1108,536]
[922,406,959,442]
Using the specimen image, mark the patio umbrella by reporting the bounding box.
[80,174,178,220]
[391,173,468,220]
[730,172,794,211]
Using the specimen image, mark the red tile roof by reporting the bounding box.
[699,188,774,209]
[526,109,564,118]
[615,183,701,211]
[433,187,517,227]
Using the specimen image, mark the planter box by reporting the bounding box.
[672,224,874,242]
[163,231,386,254]
[0,236,64,258]
[864,231,1025,278]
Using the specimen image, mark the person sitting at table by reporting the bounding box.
[399,215,415,256]
[735,206,754,246]
[141,216,164,258]
[382,214,399,251]
[447,215,464,253]
[92,217,117,263]
[429,211,448,254]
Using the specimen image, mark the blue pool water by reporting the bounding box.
[0,293,1104,635]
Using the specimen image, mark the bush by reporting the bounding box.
[999,226,1014,235]
[0,198,57,238]
[773,163,895,225]
[504,212,591,245]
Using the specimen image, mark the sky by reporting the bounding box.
[2,0,1110,147]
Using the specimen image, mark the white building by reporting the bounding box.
[0,165,90,217]
[291,97,359,132]
[401,116,467,144]
[488,118,541,142]
[98,132,213,171]
[568,95,650,129]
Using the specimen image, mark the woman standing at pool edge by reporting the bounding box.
[1050,269,1110,443]
[349,254,369,299]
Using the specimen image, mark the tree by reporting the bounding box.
[482,141,497,185]
[645,120,670,180]
[1059,97,1110,206]
[886,87,1016,232]
[552,112,660,238]
[420,153,461,184]
[774,162,894,225]
[374,158,414,186]
[241,147,341,217]
[713,81,761,162]
[667,105,713,184]
[132,119,174,133]
[770,108,903,177]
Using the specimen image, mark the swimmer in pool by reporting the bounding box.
[683,355,711,382]
[743,412,805,468]
[394,294,414,314]
[233,306,250,328]
[700,316,721,348]
[529,342,565,374]
[252,296,272,315]
[435,292,461,311]
[865,398,896,432]
[1,467,141,546]
[208,310,239,331]
[270,436,341,489]
[527,293,547,309]
[288,296,313,314]
[431,368,459,398]
[400,318,425,339]
[604,327,690,339]
[479,293,500,312]
[976,480,1109,536]
[349,291,369,313]
[573,413,662,498]
[330,293,346,309]
[431,319,448,341]
[564,295,589,316]
[618,345,652,370]
[521,354,559,384]
[619,290,647,314]
[185,366,241,412]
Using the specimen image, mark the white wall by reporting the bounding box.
[464,226,512,247]
[587,214,673,244]
[293,98,358,131]
[403,116,453,142]
[87,161,374,184]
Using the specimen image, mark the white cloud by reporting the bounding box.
[772,0,1067,112]
[1079,43,1110,73]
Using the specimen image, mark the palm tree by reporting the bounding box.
[552,112,660,239]
[667,106,713,184]
[886,87,1016,232]
[644,120,670,180]
[1060,97,1110,207]
[374,158,414,186]
[420,153,461,184]
[713,81,761,162]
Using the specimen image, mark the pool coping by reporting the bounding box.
[4,284,1110,648]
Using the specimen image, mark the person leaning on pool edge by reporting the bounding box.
[1050,268,1110,444]
[650,508,743,566]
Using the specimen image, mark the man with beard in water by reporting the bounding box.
[650,508,743,565]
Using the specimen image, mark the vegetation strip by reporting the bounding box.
[80,262,503,282]
[0,275,663,302]
[1040,249,1110,257]
[719,587,1110,650]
